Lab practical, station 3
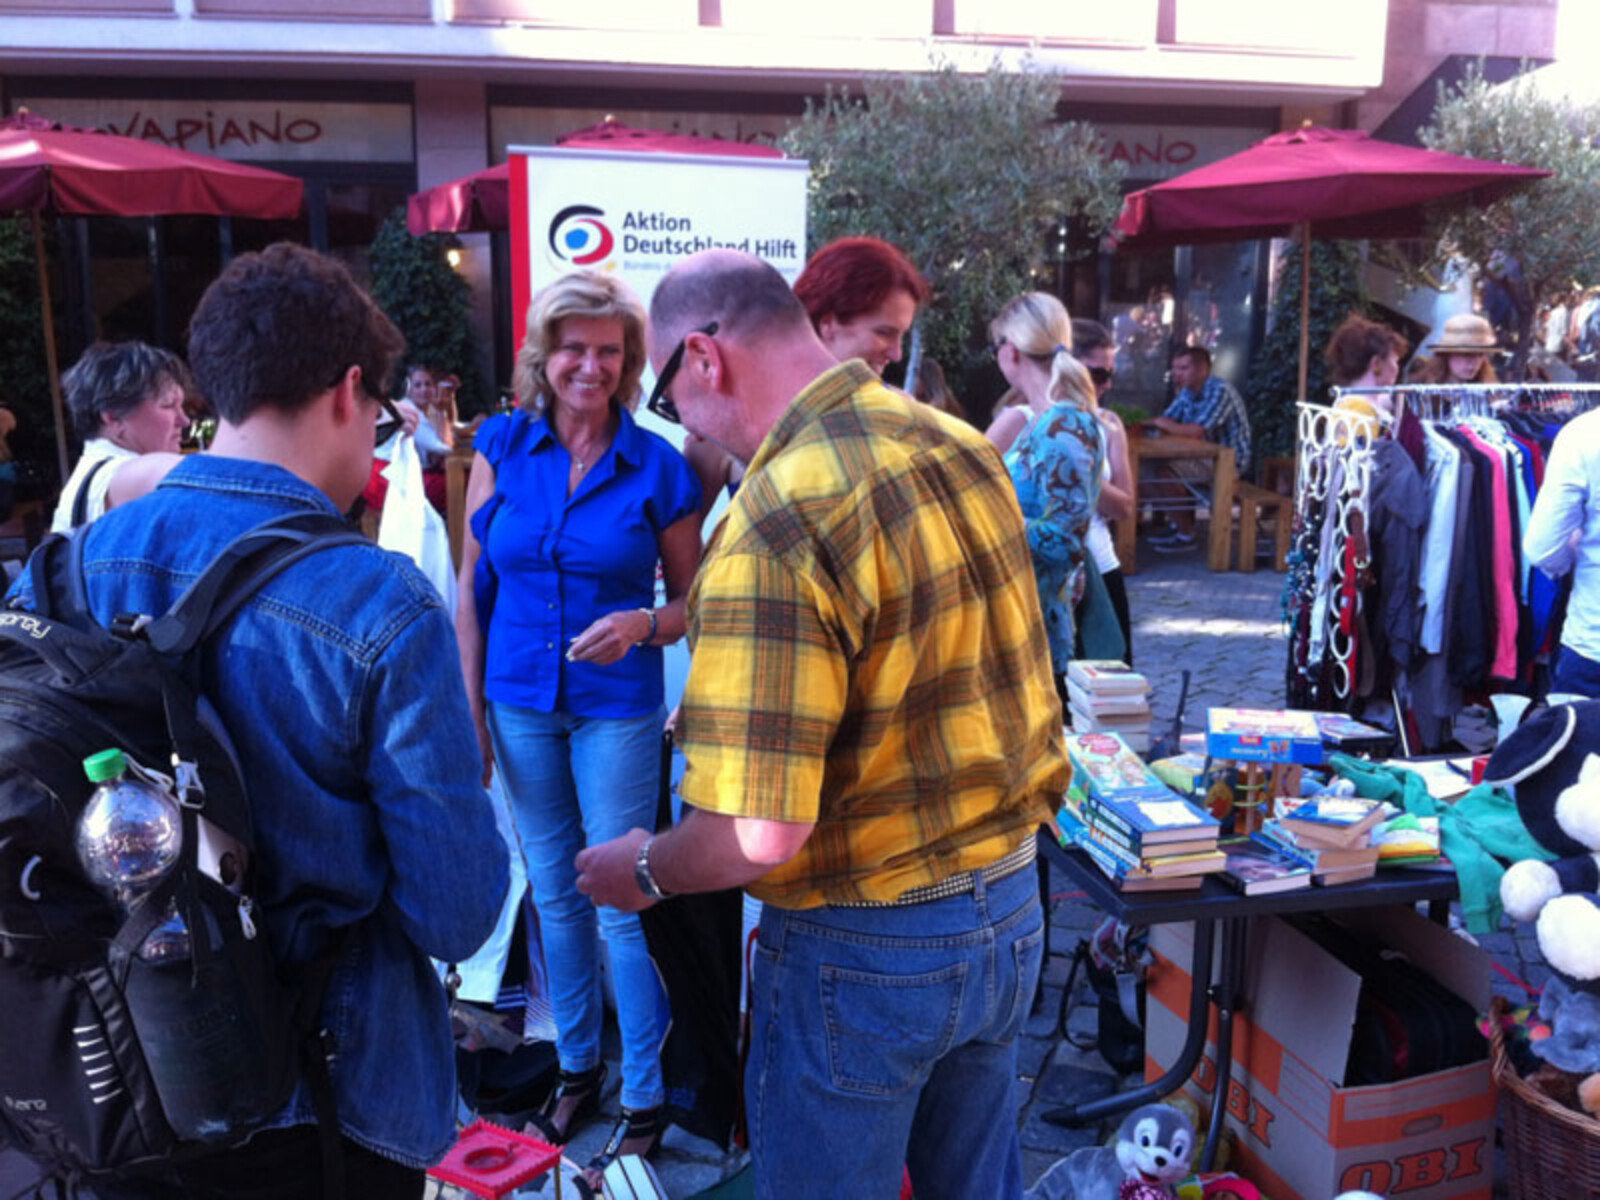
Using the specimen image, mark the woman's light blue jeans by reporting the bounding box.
[489,702,669,1110]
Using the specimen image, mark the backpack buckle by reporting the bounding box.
[172,757,206,809]
[110,612,152,639]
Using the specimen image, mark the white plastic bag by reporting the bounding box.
[377,433,458,615]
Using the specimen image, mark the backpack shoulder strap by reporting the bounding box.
[143,511,370,657]
[69,456,114,529]
[24,527,89,626]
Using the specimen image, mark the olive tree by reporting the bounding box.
[1420,60,1600,377]
[782,58,1125,383]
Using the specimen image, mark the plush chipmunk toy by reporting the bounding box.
[1026,1103,1196,1200]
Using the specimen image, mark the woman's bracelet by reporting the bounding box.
[636,607,658,646]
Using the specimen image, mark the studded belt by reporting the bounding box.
[837,838,1037,908]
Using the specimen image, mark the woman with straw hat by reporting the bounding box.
[1418,313,1502,385]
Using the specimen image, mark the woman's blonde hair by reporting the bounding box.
[989,291,1097,412]
[512,271,648,416]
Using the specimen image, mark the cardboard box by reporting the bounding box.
[1146,906,1495,1200]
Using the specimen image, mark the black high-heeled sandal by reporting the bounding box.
[583,1104,667,1181]
[524,1063,608,1144]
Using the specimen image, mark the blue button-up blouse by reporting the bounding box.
[474,406,701,718]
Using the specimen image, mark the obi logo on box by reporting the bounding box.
[1336,1136,1487,1195]
[1190,1052,1277,1147]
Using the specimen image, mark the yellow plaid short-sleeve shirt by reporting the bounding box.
[677,360,1070,908]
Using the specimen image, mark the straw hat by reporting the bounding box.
[1430,313,1503,355]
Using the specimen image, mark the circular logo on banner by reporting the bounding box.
[548,204,615,267]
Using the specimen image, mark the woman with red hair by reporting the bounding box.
[793,236,930,377]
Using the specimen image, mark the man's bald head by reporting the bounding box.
[649,250,810,354]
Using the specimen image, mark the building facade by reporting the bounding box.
[0,0,1562,417]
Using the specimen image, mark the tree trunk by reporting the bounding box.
[906,320,923,393]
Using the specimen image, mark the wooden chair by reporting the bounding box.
[1234,481,1293,573]
[445,453,470,571]
[1258,455,1297,497]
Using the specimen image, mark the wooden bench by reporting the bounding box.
[1235,481,1293,573]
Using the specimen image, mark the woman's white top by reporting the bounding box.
[1085,426,1119,573]
[50,438,138,532]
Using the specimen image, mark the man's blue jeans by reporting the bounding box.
[1553,645,1600,699]
[489,702,669,1110]
[746,859,1043,1199]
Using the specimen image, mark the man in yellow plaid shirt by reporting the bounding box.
[578,250,1069,1198]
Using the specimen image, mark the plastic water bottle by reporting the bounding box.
[76,748,191,962]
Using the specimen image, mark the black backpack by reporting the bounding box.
[0,511,368,1195]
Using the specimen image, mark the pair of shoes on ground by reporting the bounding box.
[1148,529,1197,553]
[524,1063,667,1188]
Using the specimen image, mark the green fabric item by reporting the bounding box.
[1076,558,1126,663]
[1327,754,1555,935]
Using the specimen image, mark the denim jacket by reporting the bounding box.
[8,455,509,1167]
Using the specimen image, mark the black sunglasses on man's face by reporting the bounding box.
[331,366,404,440]
[646,321,719,425]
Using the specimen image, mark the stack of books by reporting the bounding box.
[1263,796,1386,886]
[1059,731,1223,892]
[1066,660,1152,753]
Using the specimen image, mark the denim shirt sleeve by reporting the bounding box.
[357,601,509,963]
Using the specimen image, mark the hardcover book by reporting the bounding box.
[1206,708,1324,766]
[1275,796,1387,846]
[1067,680,1152,716]
[1218,833,1314,895]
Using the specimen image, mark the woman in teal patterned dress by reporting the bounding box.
[986,292,1105,700]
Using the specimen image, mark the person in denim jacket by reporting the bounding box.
[9,243,507,1199]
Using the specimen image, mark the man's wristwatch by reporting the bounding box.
[634,835,672,901]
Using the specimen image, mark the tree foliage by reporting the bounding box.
[781,59,1125,374]
[1420,60,1600,374]
[368,209,488,414]
[0,217,61,491]
[1243,239,1367,465]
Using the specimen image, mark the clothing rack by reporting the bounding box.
[1333,383,1600,425]
[1289,384,1600,725]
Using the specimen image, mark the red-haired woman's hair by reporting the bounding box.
[793,237,930,331]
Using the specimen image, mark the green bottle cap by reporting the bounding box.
[83,749,128,783]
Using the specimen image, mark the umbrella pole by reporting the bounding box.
[1296,221,1311,405]
[30,213,71,483]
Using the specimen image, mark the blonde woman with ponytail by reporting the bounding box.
[986,292,1105,693]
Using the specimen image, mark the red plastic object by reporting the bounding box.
[1472,755,1490,785]
[427,1119,563,1199]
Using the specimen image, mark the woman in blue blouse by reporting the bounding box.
[456,271,702,1176]
[985,292,1105,698]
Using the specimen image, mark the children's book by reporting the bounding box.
[1066,660,1149,695]
[1065,731,1168,796]
[1371,814,1442,864]
[1207,708,1324,766]
[1218,833,1314,895]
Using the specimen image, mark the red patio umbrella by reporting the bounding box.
[0,108,304,477]
[1111,123,1549,401]
[406,119,784,236]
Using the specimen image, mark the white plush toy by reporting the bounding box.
[1492,702,1600,983]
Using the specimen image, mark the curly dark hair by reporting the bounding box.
[187,242,403,423]
[62,341,192,441]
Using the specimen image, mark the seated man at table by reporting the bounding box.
[1145,346,1252,552]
